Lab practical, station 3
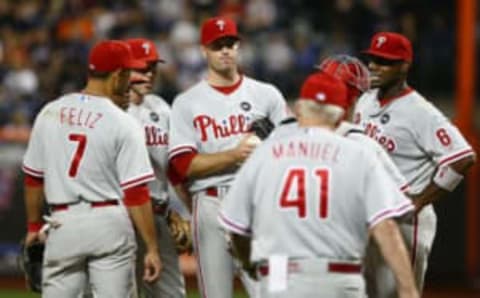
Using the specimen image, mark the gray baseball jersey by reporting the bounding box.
[22,92,154,297]
[271,121,409,192]
[353,89,475,194]
[168,76,289,192]
[128,94,171,203]
[23,93,155,203]
[353,88,475,296]
[219,126,413,263]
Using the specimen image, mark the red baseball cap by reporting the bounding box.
[362,32,413,62]
[200,17,239,46]
[299,72,348,110]
[125,38,165,63]
[88,40,147,72]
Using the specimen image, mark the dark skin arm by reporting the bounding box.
[24,185,45,246]
[410,155,476,213]
[229,233,257,280]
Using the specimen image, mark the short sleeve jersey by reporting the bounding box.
[219,126,413,262]
[23,93,154,204]
[353,89,475,194]
[128,94,171,202]
[168,76,289,192]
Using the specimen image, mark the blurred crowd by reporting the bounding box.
[0,0,457,128]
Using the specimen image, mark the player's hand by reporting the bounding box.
[407,193,426,214]
[143,250,162,283]
[233,134,257,164]
[24,232,40,247]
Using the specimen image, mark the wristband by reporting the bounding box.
[27,222,44,233]
[433,165,463,192]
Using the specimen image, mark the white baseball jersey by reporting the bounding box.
[219,126,414,263]
[128,94,171,203]
[353,88,475,194]
[23,93,155,204]
[168,76,289,192]
[271,121,409,191]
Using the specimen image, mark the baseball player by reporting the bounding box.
[168,17,290,298]
[353,32,477,297]
[219,72,419,298]
[126,37,186,298]
[22,40,161,297]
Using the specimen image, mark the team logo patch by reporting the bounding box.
[240,102,251,111]
[150,112,159,122]
[380,113,390,124]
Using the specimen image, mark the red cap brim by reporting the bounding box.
[362,49,407,61]
[124,59,148,70]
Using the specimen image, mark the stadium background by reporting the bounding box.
[0,0,478,297]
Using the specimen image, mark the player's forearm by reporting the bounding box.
[187,151,239,179]
[25,185,45,224]
[127,202,159,252]
[411,155,476,209]
[231,233,252,268]
[371,219,418,296]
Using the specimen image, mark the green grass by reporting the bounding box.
[0,290,248,298]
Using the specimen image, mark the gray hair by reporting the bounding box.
[296,100,345,124]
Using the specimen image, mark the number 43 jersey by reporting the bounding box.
[22,93,154,204]
[353,88,475,195]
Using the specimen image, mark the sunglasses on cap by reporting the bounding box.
[207,37,239,51]
[368,56,404,66]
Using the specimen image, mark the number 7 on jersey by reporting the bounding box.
[279,167,330,219]
[68,134,87,177]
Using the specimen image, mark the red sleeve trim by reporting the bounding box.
[438,148,475,167]
[22,165,44,178]
[168,145,197,160]
[368,201,414,227]
[169,152,197,182]
[123,184,150,206]
[27,222,44,233]
[24,174,44,187]
[120,173,155,190]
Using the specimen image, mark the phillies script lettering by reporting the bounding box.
[60,107,103,129]
[145,126,168,146]
[194,114,250,141]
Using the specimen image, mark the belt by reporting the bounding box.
[153,201,169,216]
[257,261,362,277]
[50,200,119,212]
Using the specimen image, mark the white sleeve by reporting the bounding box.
[349,133,409,192]
[23,111,46,177]
[168,96,198,160]
[362,151,414,228]
[266,85,291,125]
[413,103,474,167]
[218,149,261,236]
[117,119,155,190]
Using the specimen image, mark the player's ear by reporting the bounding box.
[399,62,410,74]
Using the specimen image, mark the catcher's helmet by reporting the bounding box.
[317,55,370,93]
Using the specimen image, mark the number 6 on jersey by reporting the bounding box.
[279,167,330,219]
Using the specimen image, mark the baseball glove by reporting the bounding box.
[167,211,193,254]
[18,241,44,293]
[249,117,275,140]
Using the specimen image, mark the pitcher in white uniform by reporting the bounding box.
[126,37,187,298]
[167,17,290,298]
[219,72,419,298]
[22,40,161,297]
[353,32,476,297]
